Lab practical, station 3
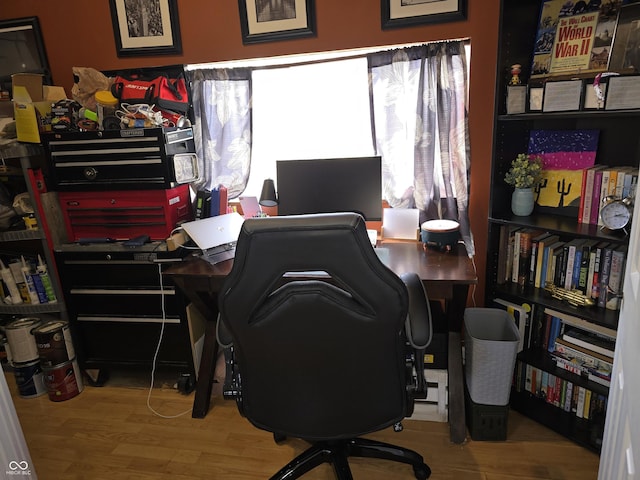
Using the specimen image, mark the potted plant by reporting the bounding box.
[504,153,543,216]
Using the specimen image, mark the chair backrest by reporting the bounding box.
[218,212,410,440]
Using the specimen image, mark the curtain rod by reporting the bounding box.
[184,37,470,71]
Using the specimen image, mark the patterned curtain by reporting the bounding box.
[186,68,252,198]
[368,41,474,257]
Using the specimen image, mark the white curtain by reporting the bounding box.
[368,41,474,256]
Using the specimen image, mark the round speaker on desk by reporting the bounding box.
[420,219,460,252]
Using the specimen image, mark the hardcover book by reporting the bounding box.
[562,328,616,357]
[531,0,623,78]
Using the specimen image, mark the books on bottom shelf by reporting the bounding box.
[514,359,608,421]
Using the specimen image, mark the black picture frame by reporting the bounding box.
[0,16,52,88]
[506,85,527,115]
[381,0,466,29]
[239,0,316,44]
[109,0,182,57]
[542,80,584,112]
[608,3,640,73]
[605,75,640,110]
[528,86,544,112]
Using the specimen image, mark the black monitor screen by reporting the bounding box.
[276,156,382,221]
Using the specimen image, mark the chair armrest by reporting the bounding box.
[400,272,433,349]
[400,272,433,401]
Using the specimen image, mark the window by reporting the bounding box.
[247,58,374,197]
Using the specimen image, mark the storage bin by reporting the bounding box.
[465,385,509,441]
[464,307,520,406]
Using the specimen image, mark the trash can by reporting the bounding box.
[464,308,520,406]
[463,308,520,440]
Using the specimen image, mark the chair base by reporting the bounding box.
[270,437,431,480]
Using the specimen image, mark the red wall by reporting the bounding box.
[1,0,500,305]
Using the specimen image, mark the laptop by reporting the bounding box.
[238,196,261,218]
[181,212,245,263]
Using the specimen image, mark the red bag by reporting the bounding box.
[111,74,189,113]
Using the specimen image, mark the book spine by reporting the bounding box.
[564,382,574,413]
[597,246,613,308]
[605,248,626,311]
[615,168,627,197]
[577,244,590,294]
[210,187,221,217]
[590,169,605,225]
[591,244,605,300]
[547,316,561,353]
[576,386,586,418]
[578,167,589,223]
[218,185,228,215]
[581,167,597,223]
[518,231,533,287]
[554,376,563,407]
[496,225,509,285]
[564,244,577,290]
[512,230,522,284]
[529,238,539,285]
[583,389,592,419]
[596,169,611,227]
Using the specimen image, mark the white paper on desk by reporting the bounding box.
[382,208,419,240]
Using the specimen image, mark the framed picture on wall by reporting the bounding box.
[381,0,467,29]
[239,0,316,44]
[109,0,182,57]
[608,3,640,72]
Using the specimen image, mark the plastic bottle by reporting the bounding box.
[95,90,119,130]
[21,256,41,304]
[36,255,57,303]
[0,259,23,304]
[9,260,30,303]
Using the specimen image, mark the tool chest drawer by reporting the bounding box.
[43,127,197,190]
[55,243,193,371]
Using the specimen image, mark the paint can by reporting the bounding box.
[32,320,75,367]
[13,359,47,398]
[42,357,84,402]
[5,317,41,364]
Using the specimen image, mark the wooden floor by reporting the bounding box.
[8,369,600,480]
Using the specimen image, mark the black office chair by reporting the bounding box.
[217,212,433,480]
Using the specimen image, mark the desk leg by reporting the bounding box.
[447,332,466,443]
[447,285,468,444]
[192,319,218,418]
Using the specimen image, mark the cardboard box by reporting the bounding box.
[12,73,67,143]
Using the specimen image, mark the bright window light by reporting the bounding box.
[246,57,375,197]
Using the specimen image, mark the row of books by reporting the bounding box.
[194,185,228,219]
[514,359,608,423]
[497,226,628,310]
[578,165,638,226]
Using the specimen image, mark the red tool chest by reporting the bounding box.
[57,184,192,241]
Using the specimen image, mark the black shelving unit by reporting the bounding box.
[486,0,639,453]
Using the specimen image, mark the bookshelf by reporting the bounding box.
[486,0,639,453]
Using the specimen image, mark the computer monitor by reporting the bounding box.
[276,156,382,221]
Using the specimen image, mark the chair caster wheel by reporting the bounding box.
[413,463,431,479]
[273,432,287,444]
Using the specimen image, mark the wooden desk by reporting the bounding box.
[164,241,477,444]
